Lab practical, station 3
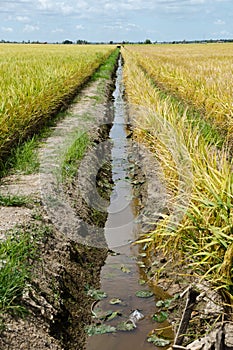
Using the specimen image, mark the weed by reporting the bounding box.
[0,224,51,317]
[62,131,90,181]
[0,194,31,207]
[91,48,120,82]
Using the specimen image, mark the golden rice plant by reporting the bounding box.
[125,43,233,147]
[0,44,115,164]
[122,46,233,298]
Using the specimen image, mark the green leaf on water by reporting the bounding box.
[152,260,159,266]
[139,252,147,257]
[137,261,146,268]
[135,290,154,298]
[86,324,116,336]
[108,250,120,256]
[94,310,113,320]
[147,334,171,347]
[156,295,179,308]
[121,265,131,273]
[152,311,168,323]
[106,311,121,321]
[138,279,146,285]
[117,321,135,332]
[87,289,107,300]
[173,293,180,300]
[156,298,173,308]
[109,298,122,305]
[156,300,165,308]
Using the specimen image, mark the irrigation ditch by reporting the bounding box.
[0,49,233,350]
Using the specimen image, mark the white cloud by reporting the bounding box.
[189,0,205,4]
[214,19,225,25]
[16,15,30,22]
[125,23,141,31]
[37,0,52,10]
[104,21,141,32]
[220,30,230,35]
[59,3,73,15]
[2,26,13,32]
[104,22,124,30]
[23,24,40,32]
[76,25,84,30]
[52,28,64,32]
[0,0,232,42]
[37,0,87,15]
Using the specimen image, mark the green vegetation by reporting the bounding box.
[0,224,51,318]
[91,48,120,81]
[62,131,90,180]
[1,136,40,176]
[0,194,31,207]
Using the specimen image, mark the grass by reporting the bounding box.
[122,45,233,300]
[0,224,51,318]
[91,48,120,81]
[62,131,90,181]
[0,194,31,207]
[1,136,40,177]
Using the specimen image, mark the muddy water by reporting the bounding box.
[86,56,172,349]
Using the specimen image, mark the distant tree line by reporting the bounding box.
[1,38,233,45]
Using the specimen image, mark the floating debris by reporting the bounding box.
[147,334,171,347]
[109,298,122,305]
[129,309,144,327]
[86,324,116,336]
[117,321,135,332]
[152,311,168,323]
[135,290,154,298]
[121,264,131,273]
[87,289,107,300]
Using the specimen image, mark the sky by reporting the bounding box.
[0,0,232,43]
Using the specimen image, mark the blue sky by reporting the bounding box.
[0,0,232,43]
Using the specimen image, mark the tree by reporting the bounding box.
[76,39,89,44]
[144,39,152,44]
[62,39,73,44]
